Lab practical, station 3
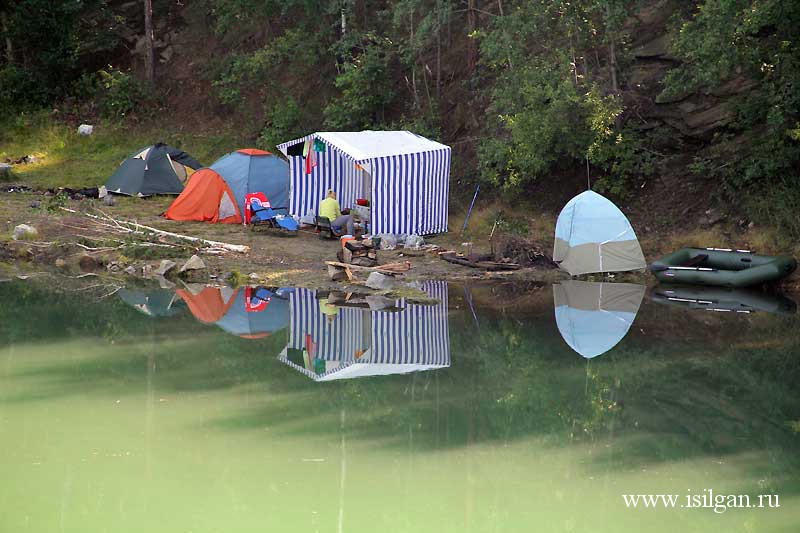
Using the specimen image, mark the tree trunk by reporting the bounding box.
[436,0,442,99]
[609,40,619,94]
[467,0,478,74]
[410,10,420,109]
[1,11,12,64]
[143,0,155,87]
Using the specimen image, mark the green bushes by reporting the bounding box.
[97,68,147,119]
[0,0,122,113]
[324,40,395,130]
[662,0,800,233]
[258,98,305,150]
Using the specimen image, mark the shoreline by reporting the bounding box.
[1,190,797,296]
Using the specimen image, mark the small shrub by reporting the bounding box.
[97,67,145,119]
[45,191,69,213]
[227,270,246,287]
[259,98,304,150]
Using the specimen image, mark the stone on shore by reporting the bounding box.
[365,272,400,290]
[154,259,177,276]
[180,255,206,273]
[12,224,38,241]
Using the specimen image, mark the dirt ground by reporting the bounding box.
[0,191,573,289]
[2,190,797,295]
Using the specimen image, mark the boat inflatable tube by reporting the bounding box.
[650,247,796,288]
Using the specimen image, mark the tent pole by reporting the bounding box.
[585,156,591,190]
[462,184,480,234]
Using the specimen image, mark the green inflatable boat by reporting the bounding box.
[650,247,796,288]
[650,285,797,315]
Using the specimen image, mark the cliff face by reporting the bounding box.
[153,1,754,227]
[625,1,754,143]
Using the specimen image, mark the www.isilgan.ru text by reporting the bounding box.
[622,490,780,513]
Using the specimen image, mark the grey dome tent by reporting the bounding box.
[105,143,202,197]
[553,190,646,276]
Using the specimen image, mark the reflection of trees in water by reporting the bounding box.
[2,280,800,496]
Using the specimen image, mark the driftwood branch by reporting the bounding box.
[60,207,250,253]
[439,252,520,271]
[325,261,411,275]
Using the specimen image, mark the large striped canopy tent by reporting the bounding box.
[277,131,451,235]
[278,282,450,381]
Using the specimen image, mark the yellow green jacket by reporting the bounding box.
[319,197,342,221]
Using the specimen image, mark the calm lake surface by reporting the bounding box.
[1,279,799,532]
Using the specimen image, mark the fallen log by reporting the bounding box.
[59,207,250,253]
[328,264,352,282]
[439,252,520,271]
[325,260,410,276]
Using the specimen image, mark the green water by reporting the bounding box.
[1,280,799,532]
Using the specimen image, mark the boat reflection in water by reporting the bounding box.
[279,281,450,381]
[650,284,797,315]
[553,280,645,359]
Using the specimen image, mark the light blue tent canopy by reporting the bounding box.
[553,190,646,276]
[279,281,451,381]
[210,150,290,215]
[553,280,645,359]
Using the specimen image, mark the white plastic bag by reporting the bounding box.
[300,210,316,225]
[404,234,424,249]
[378,234,397,250]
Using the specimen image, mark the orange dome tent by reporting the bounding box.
[164,148,289,224]
[165,168,241,223]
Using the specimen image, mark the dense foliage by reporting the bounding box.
[0,1,124,112]
[2,0,799,226]
[661,0,800,235]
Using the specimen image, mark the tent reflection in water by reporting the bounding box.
[177,285,292,339]
[279,282,450,381]
[553,280,645,359]
[118,288,184,318]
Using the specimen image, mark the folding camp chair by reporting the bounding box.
[250,205,299,234]
[315,216,345,240]
[246,193,298,235]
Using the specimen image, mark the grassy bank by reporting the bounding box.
[0,113,246,189]
[2,116,798,291]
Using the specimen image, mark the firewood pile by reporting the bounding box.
[492,235,557,268]
[339,239,378,267]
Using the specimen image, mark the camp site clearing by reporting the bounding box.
[0,190,575,289]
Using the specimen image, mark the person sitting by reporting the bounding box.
[319,190,354,235]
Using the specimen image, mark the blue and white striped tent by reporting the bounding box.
[279,281,451,381]
[277,131,451,236]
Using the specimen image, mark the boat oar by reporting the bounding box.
[649,265,718,272]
